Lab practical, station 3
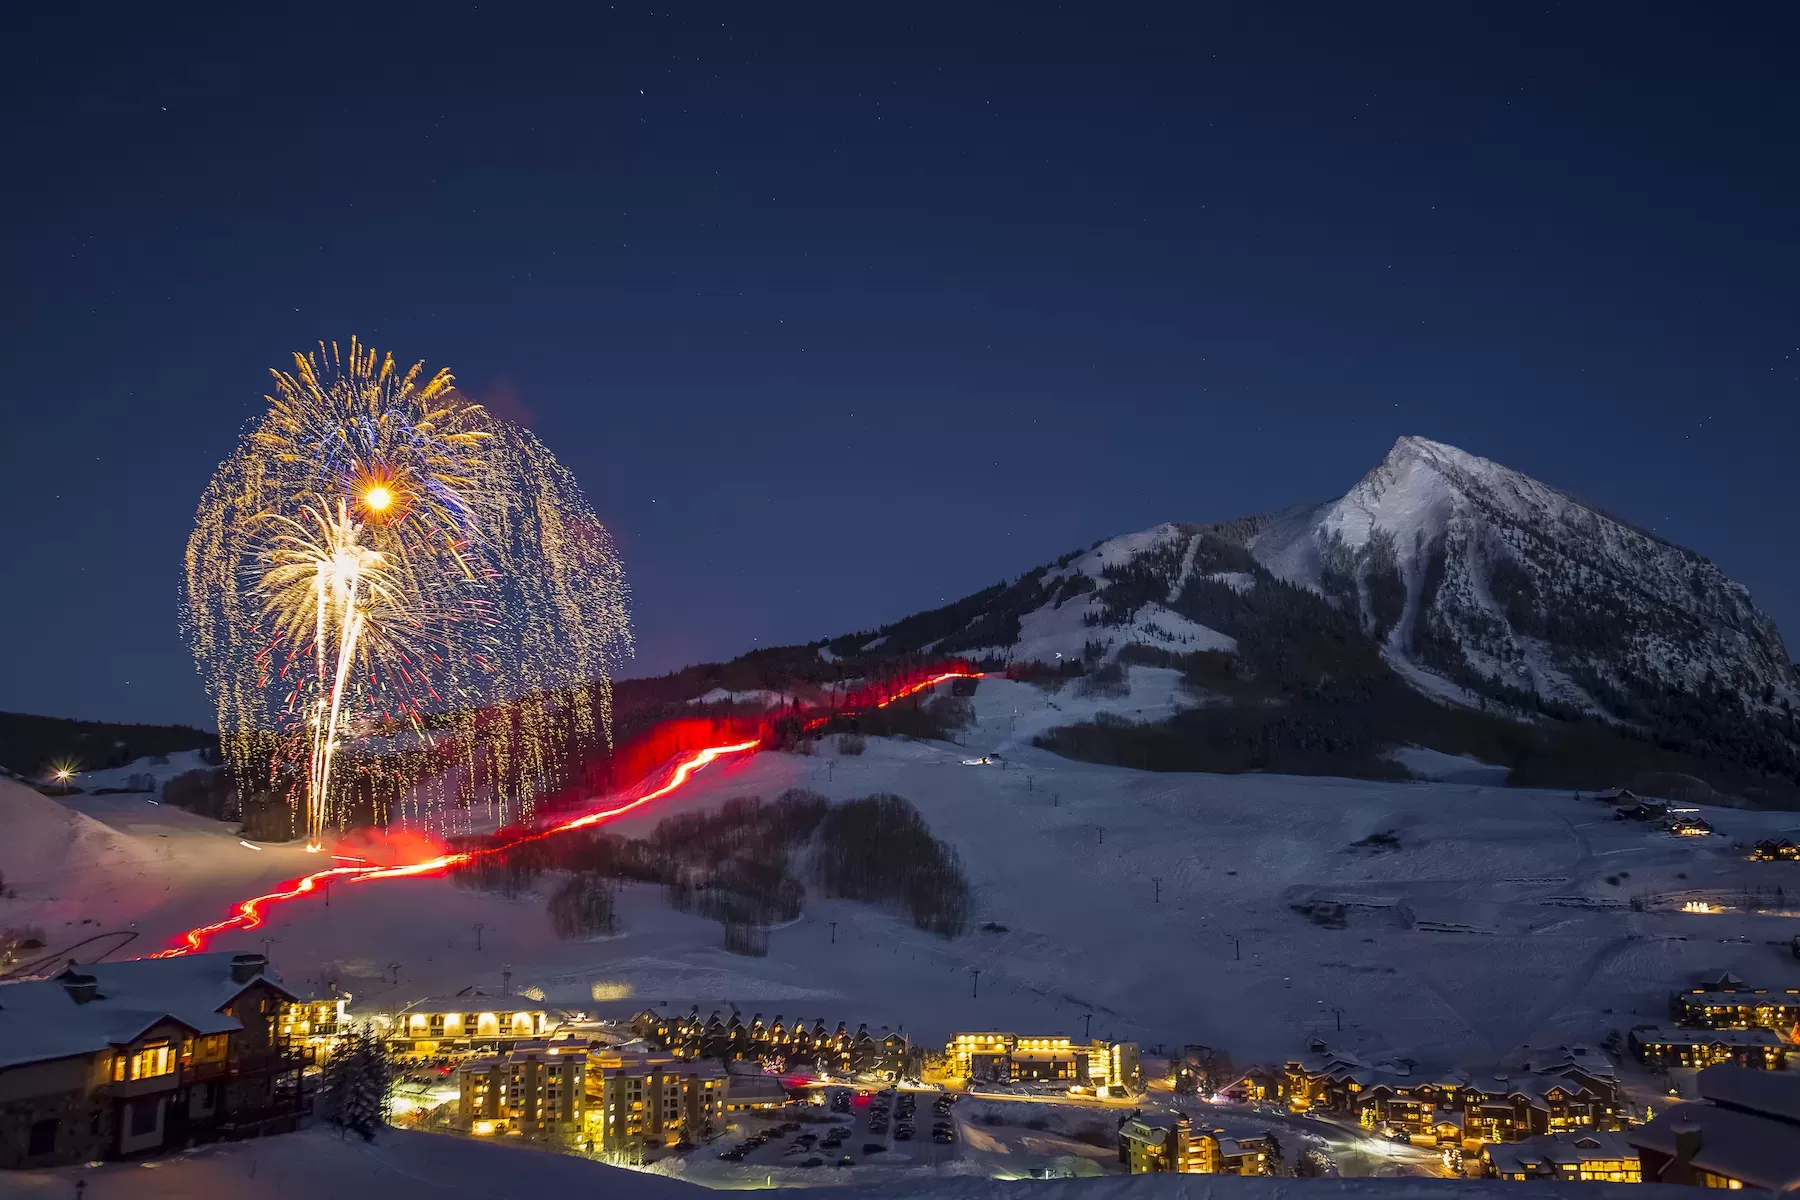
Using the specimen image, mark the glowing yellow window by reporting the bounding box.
[113,1039,177,1081]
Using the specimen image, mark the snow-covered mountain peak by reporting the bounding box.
[1249,437,1796,720]
[824,436,1795,777]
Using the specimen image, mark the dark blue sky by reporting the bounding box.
[4,3,1796,728]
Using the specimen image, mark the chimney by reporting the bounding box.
[230,952,268,984]
[1671,1123,1704,1167]
[63,973,99,1004]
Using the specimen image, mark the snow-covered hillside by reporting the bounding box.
[9,678,1799,1073]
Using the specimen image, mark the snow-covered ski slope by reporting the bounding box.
[5,675,1798,1069]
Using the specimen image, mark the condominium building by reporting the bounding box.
[457,1040,586,1138]
[1117,1111,1271,1176]
[588,1050,726,1156]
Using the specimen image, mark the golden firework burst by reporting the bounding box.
[185,339,630,845]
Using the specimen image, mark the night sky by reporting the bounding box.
[4,3,1797,729]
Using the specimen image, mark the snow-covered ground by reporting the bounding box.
[5,675,1799,1075]
[66,748,214,794]
[0,1123,1690,1200]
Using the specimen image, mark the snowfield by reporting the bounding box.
[0,1124,1693,1200]
[5,674,1799,1079]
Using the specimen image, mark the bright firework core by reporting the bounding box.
[361,484,394,512]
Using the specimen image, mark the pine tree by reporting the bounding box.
[323,1028,393,1141]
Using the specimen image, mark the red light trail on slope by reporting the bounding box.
[151,670,981,958]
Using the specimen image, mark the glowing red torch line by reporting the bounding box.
[150,670,980,958]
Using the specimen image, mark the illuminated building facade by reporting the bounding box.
[456,1040,586,1138]
[946,1031,1141,1091]
[1117,1112,1271,1176]
[588,1050,726,1156]
[1483,1131,1641,1182]
[276,995,349,1060]
[1669,983,1800,1032]
[1628,1026,1788,1070]
[377,997,550,1058]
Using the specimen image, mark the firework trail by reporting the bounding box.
[153,669,981,957]
[185,339,630,847]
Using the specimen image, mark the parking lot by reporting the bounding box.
[706,1086,964,1178]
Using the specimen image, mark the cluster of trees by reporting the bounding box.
[452,789,973,950]
[816,794,971,937]
[0,712,216,781]
[547,874,618,939]
[320,1028,393,1141]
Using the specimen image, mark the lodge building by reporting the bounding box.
[946,1031,1142,1093]
[0,953,314,1168]
[1482,1131,1641,1182]
[1628,1026,1789,1071]
[1669,977,1800,1032]
[378,995,552,1059]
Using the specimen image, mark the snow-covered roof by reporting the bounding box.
[1698,1063,1800,1125]
[1631,1102,1800,1191]
[0,952,297,1070]
[1486,1130,1638,1174]
[375,993,548,1016]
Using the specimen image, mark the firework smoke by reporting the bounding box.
[185,339,630,845]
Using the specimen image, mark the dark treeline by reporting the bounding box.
[450,789,972,948]
[816,794,972,936]
[0,712,217,781]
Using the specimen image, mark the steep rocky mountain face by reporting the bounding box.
[818,436,1799,794]
[1247,437,1798,725]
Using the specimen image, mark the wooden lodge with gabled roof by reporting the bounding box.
[0,952,313,1169]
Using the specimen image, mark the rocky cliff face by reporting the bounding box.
[815,436,1797,785]
[1246,436,1797,724]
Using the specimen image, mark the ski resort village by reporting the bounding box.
[4,436,1800,1196]
[3,653,1800,1196]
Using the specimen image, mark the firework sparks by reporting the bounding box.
[185,339,630,845]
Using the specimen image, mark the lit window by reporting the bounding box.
[113,1040,177,1081]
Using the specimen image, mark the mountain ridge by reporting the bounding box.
[600,436,1797,805]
